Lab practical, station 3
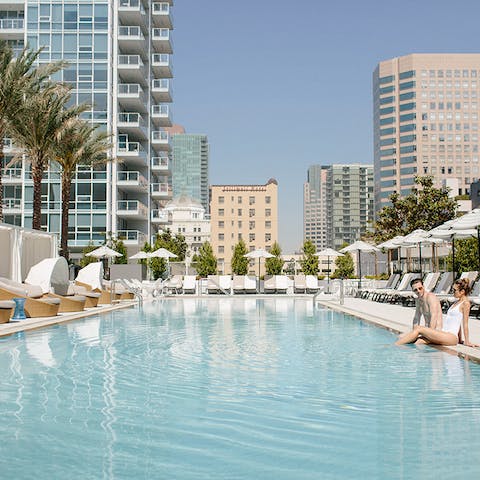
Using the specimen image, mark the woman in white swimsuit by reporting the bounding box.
[396,278,477,347]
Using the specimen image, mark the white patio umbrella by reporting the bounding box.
[86,245,123,258]
[377,235,405,276]
[400,229,444,275]
[244,248,274,278]
[315,248,344,292]
[450,209,480,266]
[150,247,177,277]
[340,240,379,289]
[130,251,154,280]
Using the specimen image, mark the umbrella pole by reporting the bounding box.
[358,251,362,290]
[327,256,330,293]
[452,236,456,279]
[419,244,422,277]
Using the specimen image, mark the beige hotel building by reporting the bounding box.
[373,54,480,212]
[210,179,278,274]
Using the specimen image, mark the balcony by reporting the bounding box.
[117,112,147,138]
[151,209,169,223]
[151,130,170,151]
[3,198,21,213]
[116,200,148,219]
[117,229,147,246]
[151,104,172,127]
[151,79,172,102]
[151,155,170,173]
[3,137,13,152]
[151,53,173,78]
[118,26,146,55]
[2,167,22,184]
[117,55,146,83]
[151,28,173,54]
[0,18,24,39]
[152,2,172,29]
[151,182,171,198]
[117,141,147,166]
[118,83,146,111]
[118,0,146,24]
[117,171,148,192]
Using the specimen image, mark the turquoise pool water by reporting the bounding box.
[1,298,480,479]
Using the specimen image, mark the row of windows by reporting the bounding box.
[218,196,271,205]
[217,208,272,217]
[421,90,479,99]
[216,234,272,251]
[422,144,479,153]
[217,220,272,231]
[423,112,479,120]
[421,102,479,110]
[421,69,478,78]
[420,81,479,89]
[422,133,478,141]
[421,156,480,163]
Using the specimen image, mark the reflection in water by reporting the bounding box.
[25,331,55,368]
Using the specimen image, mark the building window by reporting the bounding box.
[249,233,255,242]
[249,221,255,229]
[218,221,224,228]
[265,196,271,204]
[218,233,224,241]
[265,233,271,242]
[249,209,255,217]
[265,208,271,217]
[237,196,242,204]
[218,209,224,216]
[218,246,224,253]
[265,221,271,229]
[219,196,224,204]
[249,196,255,205]
[238,208,242,216]
[238,221,242,228]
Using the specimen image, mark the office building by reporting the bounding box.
[210,179,278,274]
[169,126,209,212]
[0,0,174,256]
[374,54,480,213]
[303,165,328,250]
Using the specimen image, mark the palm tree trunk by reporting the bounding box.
[31,155,45,230]
[60,172,71,261]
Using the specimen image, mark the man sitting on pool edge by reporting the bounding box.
[410,277,442,330]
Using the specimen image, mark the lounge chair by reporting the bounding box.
[0,300,15,323]
[294,275,307,293]
[0,277,60,318]
[306,275,320,293]
[361,273,400,300]
[264,275,275,293]
[245,275,257,294]
[164,275,183,294]
[275,275,289,294]
[395,272,441,305]
[182,275,197,294]
[207,275,220,294]
[381,273,418,303]
[219,275,232,294]
[232,275,245,294]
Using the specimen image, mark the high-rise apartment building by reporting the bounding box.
[373,54,480,212]
[303,165,328,250]
[170,127,209,213]
[210,179,278,274]
[326,164,374,250]
[0,0,174,257]
[303,164,373,250]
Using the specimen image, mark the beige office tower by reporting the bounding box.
[373,54,480,212]
[210,179,278,274]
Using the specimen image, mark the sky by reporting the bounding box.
[171,0,480,252]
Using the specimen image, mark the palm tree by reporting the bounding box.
[0,41,66,221]
[53,119,112,260]
[8,84,87,230]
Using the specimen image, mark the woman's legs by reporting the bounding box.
[396,326,458,346]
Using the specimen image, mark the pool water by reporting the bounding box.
[1,298,480,479]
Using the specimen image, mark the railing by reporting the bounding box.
[151,209,169,221]
[117,200,148,216]
[117,171,147,186]
[151,156,169,169]
[118,83,142,95]
[151,182,170,195]
[118,54,143,66]
[152,78,169,89]
[2,168,22,180]
[152,28,170,40]
[117,229,147,244]
[118,26,144,38]
[118,112,145,126]
[152,131,169,142]
[152,53,171,66]
[0,19,24,29]
[3,198,21,209]
[153,2,170,14]
[117,142,146,156]
[119,0,145,13]
[152,104,169,115]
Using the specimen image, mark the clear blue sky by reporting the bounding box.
[172,0,480,252]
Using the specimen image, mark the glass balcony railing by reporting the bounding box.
[0,19,24,29]
[119,0,145,12]
[151,182,170,195]
[118,112,145,126]
[117,141,144,154]
[118,26,144,39]
[117,229,147,244]
[118,55,143,67]
[152,28,170,40]
[2,168,22,180]
[3,198,22,209]
[152,104,169,115]
[152,53,171,66]
[151,156,169,169]
[117,171,147,186]
[118,83,142,95]
[117,200,148,216]
[151,209,169,222]
[152,131,169,142]
[153,2,170,14]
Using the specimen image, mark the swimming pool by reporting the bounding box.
[1,298,480,479]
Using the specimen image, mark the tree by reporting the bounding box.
[300,239,318,275]
[111,238,127,265]
[80,242,99,268]
[445,238,479,274]
[265,241,284,275]
[370,176,457,243]
[0,42,65,222]
[147,229,187,279]
[8,84,87,230]
[52,119,112,260]
[193,241,217,277]
[331,252,355,279]
[231,239,248,274]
